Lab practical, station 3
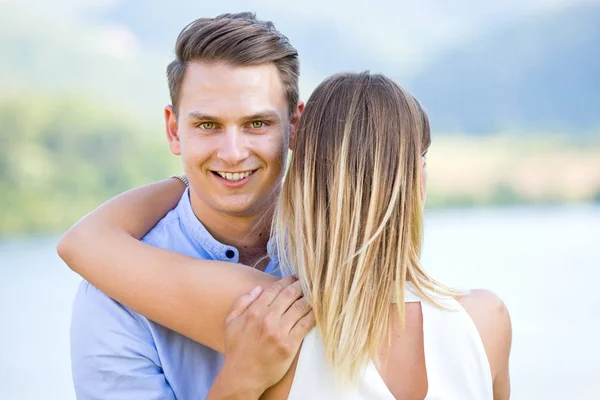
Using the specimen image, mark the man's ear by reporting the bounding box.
[165,105,181,156]
[289,101,304,150]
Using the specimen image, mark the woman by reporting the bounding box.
[59,72,511,399]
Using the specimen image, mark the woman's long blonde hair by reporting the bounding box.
[273,72,456,385]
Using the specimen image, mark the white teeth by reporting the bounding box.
[216,171,253,181]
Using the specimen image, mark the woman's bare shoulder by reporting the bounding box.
[456,289,509,321]
[456,289,512,387]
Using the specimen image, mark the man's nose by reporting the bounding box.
[216,128,250,165]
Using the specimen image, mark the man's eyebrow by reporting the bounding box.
[187,112,221,121]
[243,111,281,122]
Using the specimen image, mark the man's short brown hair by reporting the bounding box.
[167,12,300,117]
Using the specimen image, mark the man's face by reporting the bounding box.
[165,62,295,218]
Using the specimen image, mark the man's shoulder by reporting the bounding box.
[141,208,183,246]
[71,280,153,342]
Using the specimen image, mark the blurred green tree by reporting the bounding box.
[0,94,179,236]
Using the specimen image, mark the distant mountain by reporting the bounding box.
[407,2,600,134]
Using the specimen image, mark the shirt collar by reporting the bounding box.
[175,188,278,267]
[175,188,240,262]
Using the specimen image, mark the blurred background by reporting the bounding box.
[1,0,599,398]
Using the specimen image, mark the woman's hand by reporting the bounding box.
[207,277,315,399]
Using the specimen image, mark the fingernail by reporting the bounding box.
[250,286,262,296]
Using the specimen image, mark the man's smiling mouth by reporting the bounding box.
[212,170,256,182]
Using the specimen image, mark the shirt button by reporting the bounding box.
[225,250,235,259]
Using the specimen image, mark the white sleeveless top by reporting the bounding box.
[287,286,493,399]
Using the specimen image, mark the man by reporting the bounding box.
[68,12,312,399]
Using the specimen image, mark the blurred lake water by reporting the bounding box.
[1,205,599,399]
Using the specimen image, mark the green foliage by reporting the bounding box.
[0,94,180,236]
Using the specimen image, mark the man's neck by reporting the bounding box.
[189,194,273,269]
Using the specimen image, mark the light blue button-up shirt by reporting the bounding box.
[70,188,281,399]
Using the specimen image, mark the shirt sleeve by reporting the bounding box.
[70,280,176,400]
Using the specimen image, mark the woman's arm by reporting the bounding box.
[458,290,512,400]
[57,178,278,352]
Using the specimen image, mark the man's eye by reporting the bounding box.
[199,122,215,130]
[251,121,265,129]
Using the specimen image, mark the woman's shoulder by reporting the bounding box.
[455,289,512,386]
[455,288,509,318]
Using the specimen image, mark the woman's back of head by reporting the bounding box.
[273,71,454,385]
